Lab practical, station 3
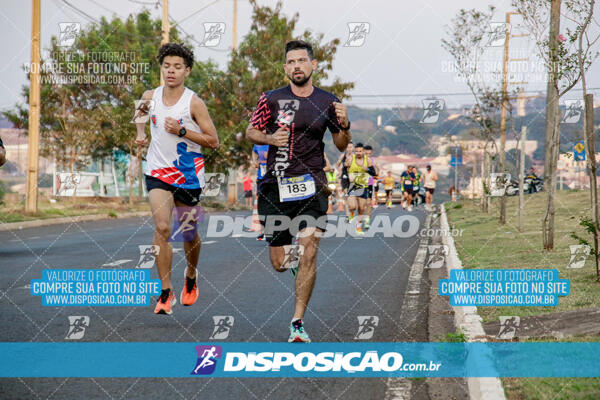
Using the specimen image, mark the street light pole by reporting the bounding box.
[25,0,41,213]
[160,0,169,86]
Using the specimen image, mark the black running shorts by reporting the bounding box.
[257,182,328,247]
[145,175,202,206]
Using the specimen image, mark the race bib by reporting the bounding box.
[259,164,267,178]
[278,174,316,202]
[404,179,413,185]
[349,172,369,188]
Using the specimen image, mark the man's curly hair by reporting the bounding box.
[157,43,194,69]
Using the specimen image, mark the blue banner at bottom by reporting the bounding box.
[1,342,599,378]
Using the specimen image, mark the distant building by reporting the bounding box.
[430,136,538,158]
[557,152,600,190]
[0,128,53,175]
[372,154,449,177]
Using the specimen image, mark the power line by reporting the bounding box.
[60,0,98,23]
[171,0,222,26]
[169,13,230,52]
[83,0,120,15]
[350,87,600,98]
[126,0,159,5]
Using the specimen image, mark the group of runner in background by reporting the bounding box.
[247,140,439,236]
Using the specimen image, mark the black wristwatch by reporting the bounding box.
[178,127,187,137]
[340,121,351,131]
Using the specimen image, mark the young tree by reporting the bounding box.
[442,7,519,213]
[567,0,600,273]
[3,11,184,201]
[513,0,595,249]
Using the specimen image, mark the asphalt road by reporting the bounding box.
[0,205,429,400]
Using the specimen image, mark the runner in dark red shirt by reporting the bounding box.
[246,40,351,342]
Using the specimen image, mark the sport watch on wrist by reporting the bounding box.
[178,127,187,137]
[340,121,351,131]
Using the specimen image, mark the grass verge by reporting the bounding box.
[446,190,600,400]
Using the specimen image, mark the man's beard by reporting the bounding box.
[288,70,312,86]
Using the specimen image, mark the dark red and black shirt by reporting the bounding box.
[249,85,342,188]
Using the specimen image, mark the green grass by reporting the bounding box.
[0,196,240,224]
[0,199,151,223]
[444,331,467,343]
[446,190,599,323]
[446,191,600,400]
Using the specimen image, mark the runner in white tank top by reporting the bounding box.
[146,85,205,189]
[423,164,438,211]
[134,43,219,316]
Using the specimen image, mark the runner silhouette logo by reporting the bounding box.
[344,22,370,47]
[354,316,379,340]
[58,22,80,47]
[497,316,520,340]
[561,100,584,124]
[566,245,590,269]
[191,345,222,375]
[420,99,444,124]
[65,316,89,340]
[137,245,160,269]
[209,316,234,340]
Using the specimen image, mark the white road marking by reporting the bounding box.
[384,213,430,400]
[102,259,132,267]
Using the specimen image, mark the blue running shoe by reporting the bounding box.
[288,319,311,343]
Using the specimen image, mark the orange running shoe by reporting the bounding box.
[180,275,199,306]
[154,288,176,315]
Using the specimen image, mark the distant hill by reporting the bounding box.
[327,104,600,161]
[0,116,13,129]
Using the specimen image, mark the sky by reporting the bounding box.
[1,0,599,112]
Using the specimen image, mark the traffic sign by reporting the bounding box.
[574,141,586,161]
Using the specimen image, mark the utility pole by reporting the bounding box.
[232,0,238,50]
[499,12,519,224]
[519,126,526,232]
[543,0,562,250]
[471,155,476,199]
[584,94,599,280]
[498,11,531,225]
[26,0,41,213]
[160,0,169,86]
[454,146,458,201]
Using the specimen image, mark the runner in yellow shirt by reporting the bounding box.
[344,143,372,234]
[382,171,395,209]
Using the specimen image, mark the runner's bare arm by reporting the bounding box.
[172,95,218,149]
[251,150,259,169]
[246,125,288,147]
[331,101,351,152]
[324,153,332,172]
[335,153,345,169]
[246,125,268,145]
[344,156,352,168]
[135,90,154,146]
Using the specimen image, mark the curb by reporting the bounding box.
[385,213,431,400]
[440,203,507,400]
[0,211,151,232]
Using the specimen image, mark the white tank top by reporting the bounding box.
[424,170,436,188]
[145,86,205,189]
